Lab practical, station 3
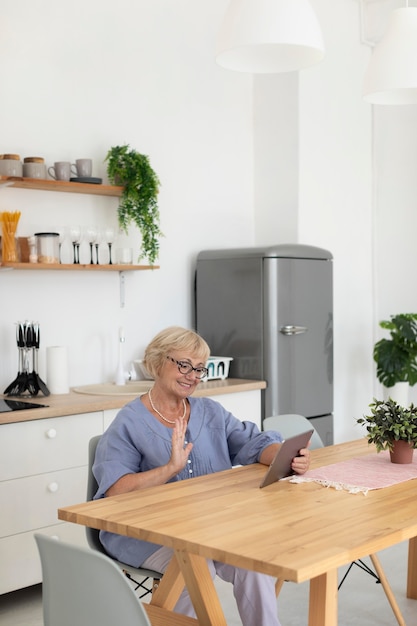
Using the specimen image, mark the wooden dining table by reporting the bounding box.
[58,438,417,626]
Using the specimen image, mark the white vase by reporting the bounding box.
[383,382,409,407]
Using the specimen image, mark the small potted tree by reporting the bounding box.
[373,313,417,406]
[105,145,162,265]
[356,398,417,463]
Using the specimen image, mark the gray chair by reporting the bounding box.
[35,533,151,626]
[263,414,324,450]
[263,414,405,626]
[87,435,162,598]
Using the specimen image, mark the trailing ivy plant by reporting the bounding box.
[105,145,162,264]
[356,398,417,452]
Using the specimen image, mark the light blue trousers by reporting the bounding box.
[142,546,281,626]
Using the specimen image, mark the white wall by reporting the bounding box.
[1,0,414,444]
[0,0,255,389]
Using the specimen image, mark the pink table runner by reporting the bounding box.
[290,450,417,495]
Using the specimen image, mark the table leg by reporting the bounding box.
[407,536,417,599]
[175,550,228,626]
[308,569,338,626]
[150,555,185,610]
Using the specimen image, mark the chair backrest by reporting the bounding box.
[35,533,151,626]
[86,434,104,552]
[263,414,324,450]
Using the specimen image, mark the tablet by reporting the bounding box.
[259,429,313,488]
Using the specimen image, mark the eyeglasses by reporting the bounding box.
[167,356,208,380]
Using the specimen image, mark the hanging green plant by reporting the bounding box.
[105,145,162,264]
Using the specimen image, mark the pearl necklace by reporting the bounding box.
[148,388,186,425]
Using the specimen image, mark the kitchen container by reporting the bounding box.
[35,232,59,264]
[0,211,21,262]
[23,157,46,179]
[0,154,23,177]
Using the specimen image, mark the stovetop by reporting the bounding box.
[0,398,48,413]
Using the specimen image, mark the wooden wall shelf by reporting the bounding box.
[0,262,158,271]
[0,176,123,197]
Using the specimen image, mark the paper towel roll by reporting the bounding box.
[46,346,69,394]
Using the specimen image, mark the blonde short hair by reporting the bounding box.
[143,326,210,379]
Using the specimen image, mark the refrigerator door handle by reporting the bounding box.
[279,325,308,336]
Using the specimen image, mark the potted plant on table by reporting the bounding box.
[373,313,417,406]
[356,398,417,463]
[105,145,162,265]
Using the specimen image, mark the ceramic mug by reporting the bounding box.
[48,161,71,181]
[71,158,92,178]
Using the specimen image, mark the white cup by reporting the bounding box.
[71,158,92,178]
[48,161,71,181]
[116,247,133,264]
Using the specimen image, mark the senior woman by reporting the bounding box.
[93,326,310,626]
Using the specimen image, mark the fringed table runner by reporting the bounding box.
[290,450,417,495]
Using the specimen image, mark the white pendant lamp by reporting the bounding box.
[215,0,325,74]
[363,5,417,105]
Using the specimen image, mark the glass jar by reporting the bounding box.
[1,211,21,262]
[35,232,60,264]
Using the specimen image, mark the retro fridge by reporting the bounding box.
[195,244,333,444]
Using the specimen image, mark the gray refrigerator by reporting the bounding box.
[195,244,333,445]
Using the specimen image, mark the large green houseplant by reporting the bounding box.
[373,313,417,388]
[105,145,162,264]
[356,398,417,462]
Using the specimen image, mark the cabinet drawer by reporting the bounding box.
[0,522,87,595]
[0,412,102,480]
[0,466,87,536]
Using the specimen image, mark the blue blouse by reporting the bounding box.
[93,395,282,567]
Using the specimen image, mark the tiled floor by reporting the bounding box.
[0,541,415,625]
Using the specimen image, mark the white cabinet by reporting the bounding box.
[209,390,261,429]
[0,412,102,594]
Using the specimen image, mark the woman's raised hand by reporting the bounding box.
[169,417,193,473]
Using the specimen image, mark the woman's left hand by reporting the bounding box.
[291,447,310,475]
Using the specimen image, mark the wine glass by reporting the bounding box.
[85,226,98,265]
[104,227,115,265]
[54,227,66,263]
[94,229,102,265]
[69,225,81,264]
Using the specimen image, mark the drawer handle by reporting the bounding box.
[46,428,57,439]
[47,482,59,493]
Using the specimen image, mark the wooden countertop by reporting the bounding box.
[0,378,266,425]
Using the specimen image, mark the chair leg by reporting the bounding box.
[369,554,405,626]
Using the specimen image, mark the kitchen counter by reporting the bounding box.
[0,378,266,425]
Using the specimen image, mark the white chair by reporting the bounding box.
[35,533,151,626]
[87,435,162,598]
[263,414,405,626]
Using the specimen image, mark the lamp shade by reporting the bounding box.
[363,7,417,105]
[215,0,325,73]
